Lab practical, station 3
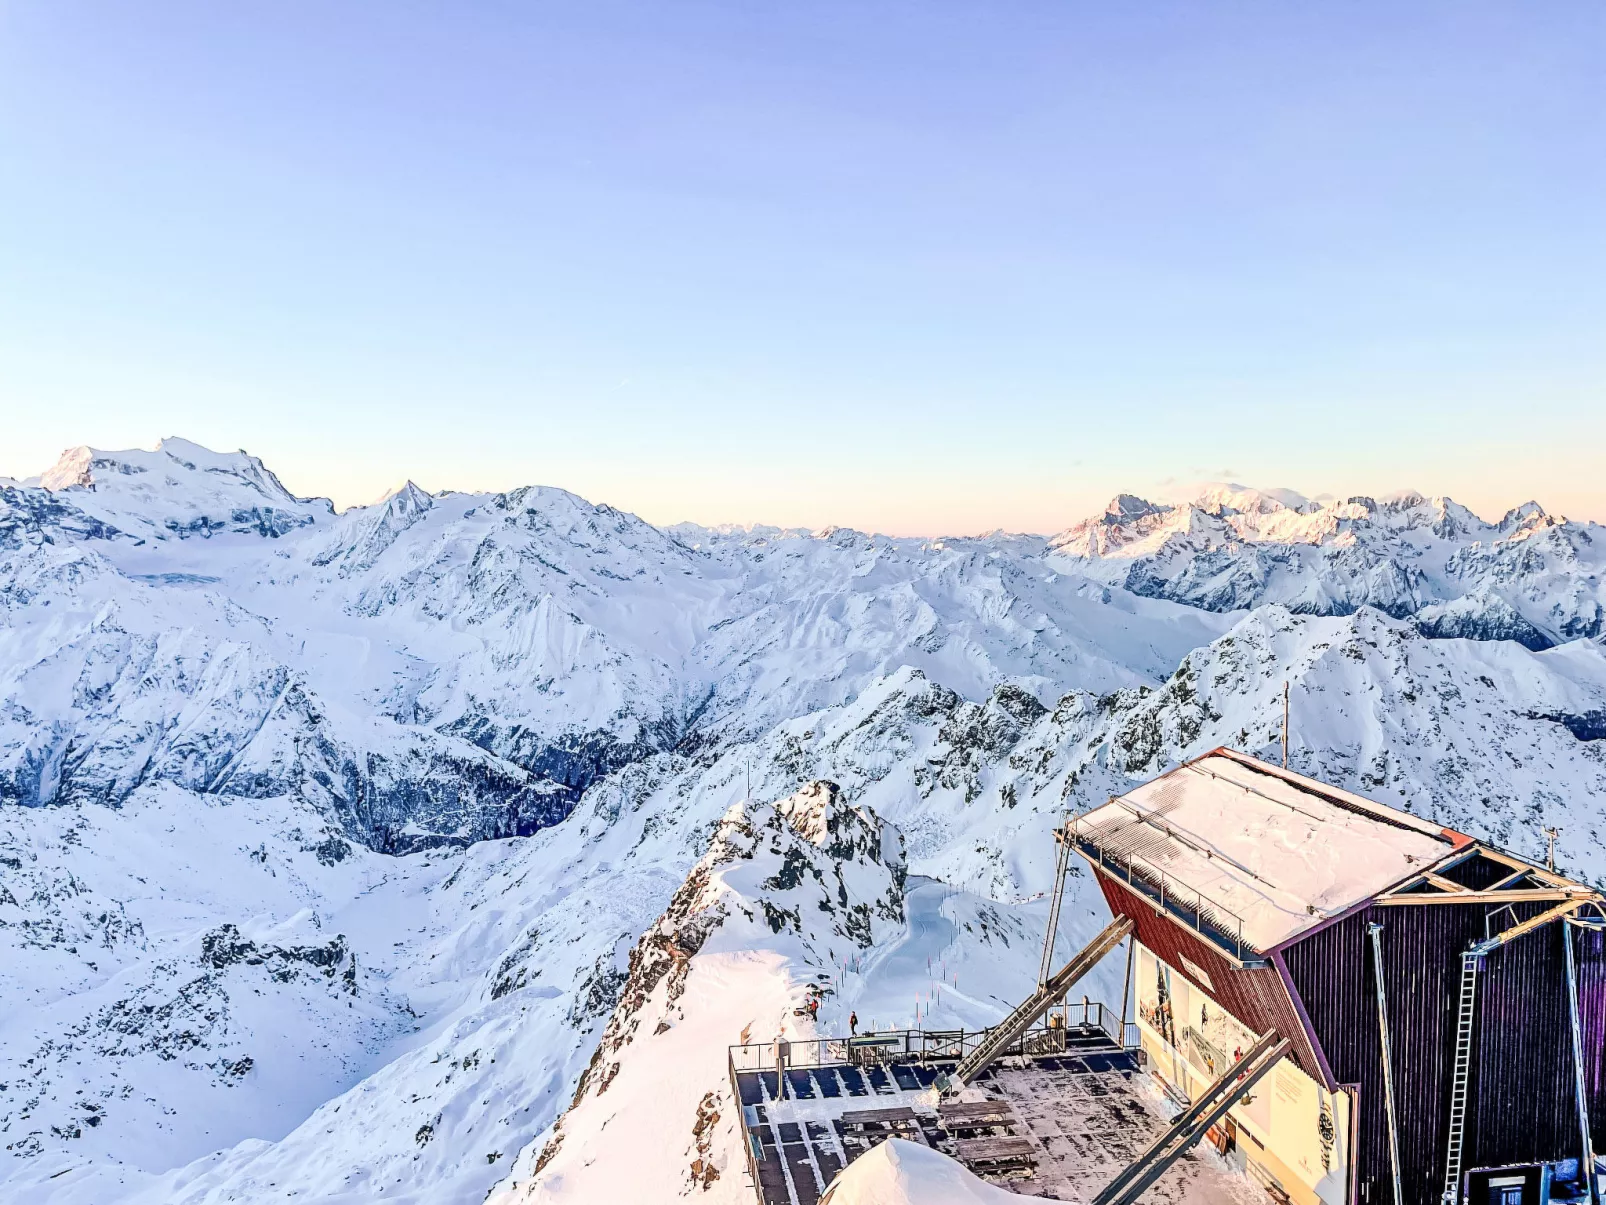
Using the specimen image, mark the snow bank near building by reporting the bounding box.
[820,1138,1023,1205]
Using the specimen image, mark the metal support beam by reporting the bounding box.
[1379,844,1600,905]
[946,914,1133,1091]
[1379,888,1596,907]
[1093,1031,1293,1205]
[1038,824,1073,991]
[1564,921,1598,1205]
[1118,935,1136,1048]
[1369,923,1405,1205]
[1470,899,1587,955]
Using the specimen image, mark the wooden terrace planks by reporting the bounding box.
[954,1134,1038,1167]
[837,1105,919,1128]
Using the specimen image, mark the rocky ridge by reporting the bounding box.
[3,440,1606,1203]
[508,780,906,1203]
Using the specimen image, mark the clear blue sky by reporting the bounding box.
[2,2,1603,532]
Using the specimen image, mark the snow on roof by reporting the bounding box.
[820,1137,1025,1205]
[1075,749,1457,952]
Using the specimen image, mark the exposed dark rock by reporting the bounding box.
[1524,710,1606,742]
[200,923,350,987]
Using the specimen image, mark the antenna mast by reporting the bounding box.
[1544,826,1559,872]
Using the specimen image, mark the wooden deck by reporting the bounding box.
[955,1134,1038,1168]
[729,1024,1255,1205]
[838,1105,920,1128]
[939,1098,1020,1130]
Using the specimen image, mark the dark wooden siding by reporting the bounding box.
[1281,902,1602,1205]
[1094,872,1329,1084]
[1578,924,1606,1150]
[1436,853,1515,891]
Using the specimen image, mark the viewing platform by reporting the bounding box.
[727,1003,1256,1205]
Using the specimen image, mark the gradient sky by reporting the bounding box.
[2,2,1603,533]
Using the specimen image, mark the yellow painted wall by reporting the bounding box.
[1134,942,1351,1205]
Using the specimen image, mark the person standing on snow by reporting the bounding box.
[849,1011,858,1035]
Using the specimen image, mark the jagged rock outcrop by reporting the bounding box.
[516,782,906,1202]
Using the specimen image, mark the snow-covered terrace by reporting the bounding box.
[1072,749,1460,955]
[729,1019,1257,1205]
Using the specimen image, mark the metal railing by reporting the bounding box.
[728,1000,1125,1079]
[729,1003,1135,1198]
[1071,823,1258,963]
[729,1003,1133,1197]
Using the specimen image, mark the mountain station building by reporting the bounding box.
[1072,749,1606,1205]
[729,750,1604,1205]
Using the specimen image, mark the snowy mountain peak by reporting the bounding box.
[36,444,96,490]
[773,778,850,844]
[1101,493,1170,524]
[1188,481,1312,517]
[771,780,906,875]
[41,438,299,502]
[371,479,433,510]
[515,783,907,1201]
[1498,499,1556,536]
[30,437,332,541]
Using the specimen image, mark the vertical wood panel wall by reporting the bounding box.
[1282,903,1599,1205]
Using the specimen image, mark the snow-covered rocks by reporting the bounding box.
[5,437,1606,1204]
[34,439,332,542]
[509,782,906,1202]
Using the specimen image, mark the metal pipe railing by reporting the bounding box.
[729,1009,1138,1185]
[1070,824,1253,962]
[726,1011,1129,1078]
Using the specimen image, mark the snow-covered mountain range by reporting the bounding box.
[1050,483,1606,649]
[3,438,1604,1203]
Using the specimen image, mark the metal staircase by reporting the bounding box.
[1092,1029,1293,1205]
[944,913,1133,1091]
[1441,951,1481,1205]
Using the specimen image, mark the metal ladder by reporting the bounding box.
[1442,951,1481,1205]
[945,913,1133,1091]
